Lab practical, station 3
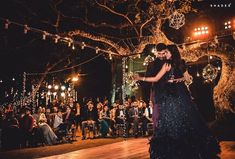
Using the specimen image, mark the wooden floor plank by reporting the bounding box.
[37,138,235,159]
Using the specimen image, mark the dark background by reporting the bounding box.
[0,0,234,122]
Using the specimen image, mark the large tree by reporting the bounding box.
[1,0,234,113]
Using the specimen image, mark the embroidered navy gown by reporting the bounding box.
[149,61,221,159]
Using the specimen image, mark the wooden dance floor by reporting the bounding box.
[38,138,235,159]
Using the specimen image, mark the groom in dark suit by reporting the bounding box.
[143,43,168,129]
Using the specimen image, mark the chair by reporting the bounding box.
[30,127,46,147]
[147,122,154,135]
[130,122,143,136]
[66,124,77,141]
[84,123,96,139]
[54,123,74,143]
[115,123,126,137]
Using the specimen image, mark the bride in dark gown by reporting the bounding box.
[135,45,221,159]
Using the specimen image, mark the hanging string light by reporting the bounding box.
[195,64,200,77]
[214,36,219,44]
[0,17,234,60]
[24,25,29,34]
[61,85,66,91]
[54,34,60,43]
[63,37,73,47]
[61,92,65,97]
[81,42,86,49]
[54,85,59,90]
[48,85,52,89]
[72,76,79,82]
[23,72,26,96]
[10,87,14,94]
[196,72,200,77]
[68,41,71,47]
[121,57,128,138]
[42,31,48,40]
[95,47,100,54]
[72,44,76,50]
[68,39,72,47]
[109,53,112,60]
[151,46,157,53]
[5,19,10,29]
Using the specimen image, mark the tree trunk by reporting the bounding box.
[181,44,235,115]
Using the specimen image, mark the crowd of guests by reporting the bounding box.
[0,97,153,150]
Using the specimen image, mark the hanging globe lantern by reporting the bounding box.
[202,64,218,82]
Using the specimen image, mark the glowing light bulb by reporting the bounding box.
[72,77,78,82]
[24,25,29,34]
[48,85,52,89]
[196,72,200,77]
[54,85,59,90]
[61,85,66,90]
[5,19,10,29]
[54,35,60,43]
[61,92,65,97]
[95,47,100,54]
[81,42,86,49]
[109,54,112,60]
[72,44,75,50]
[42,31,47,40]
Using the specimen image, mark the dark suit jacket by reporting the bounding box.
[82,108,97,122]
[128,107,143,118]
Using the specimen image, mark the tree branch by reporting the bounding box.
[30,54,71,100]
[135,0,141,7]
[94,0,140,37]
[140,16,153,37]
[60,12,131,30]
[68,29,130,55]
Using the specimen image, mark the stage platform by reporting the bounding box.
[38,138,235,159]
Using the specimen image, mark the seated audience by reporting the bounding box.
[81,101,97,140]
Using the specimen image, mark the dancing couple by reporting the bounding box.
[134,43,221,159]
